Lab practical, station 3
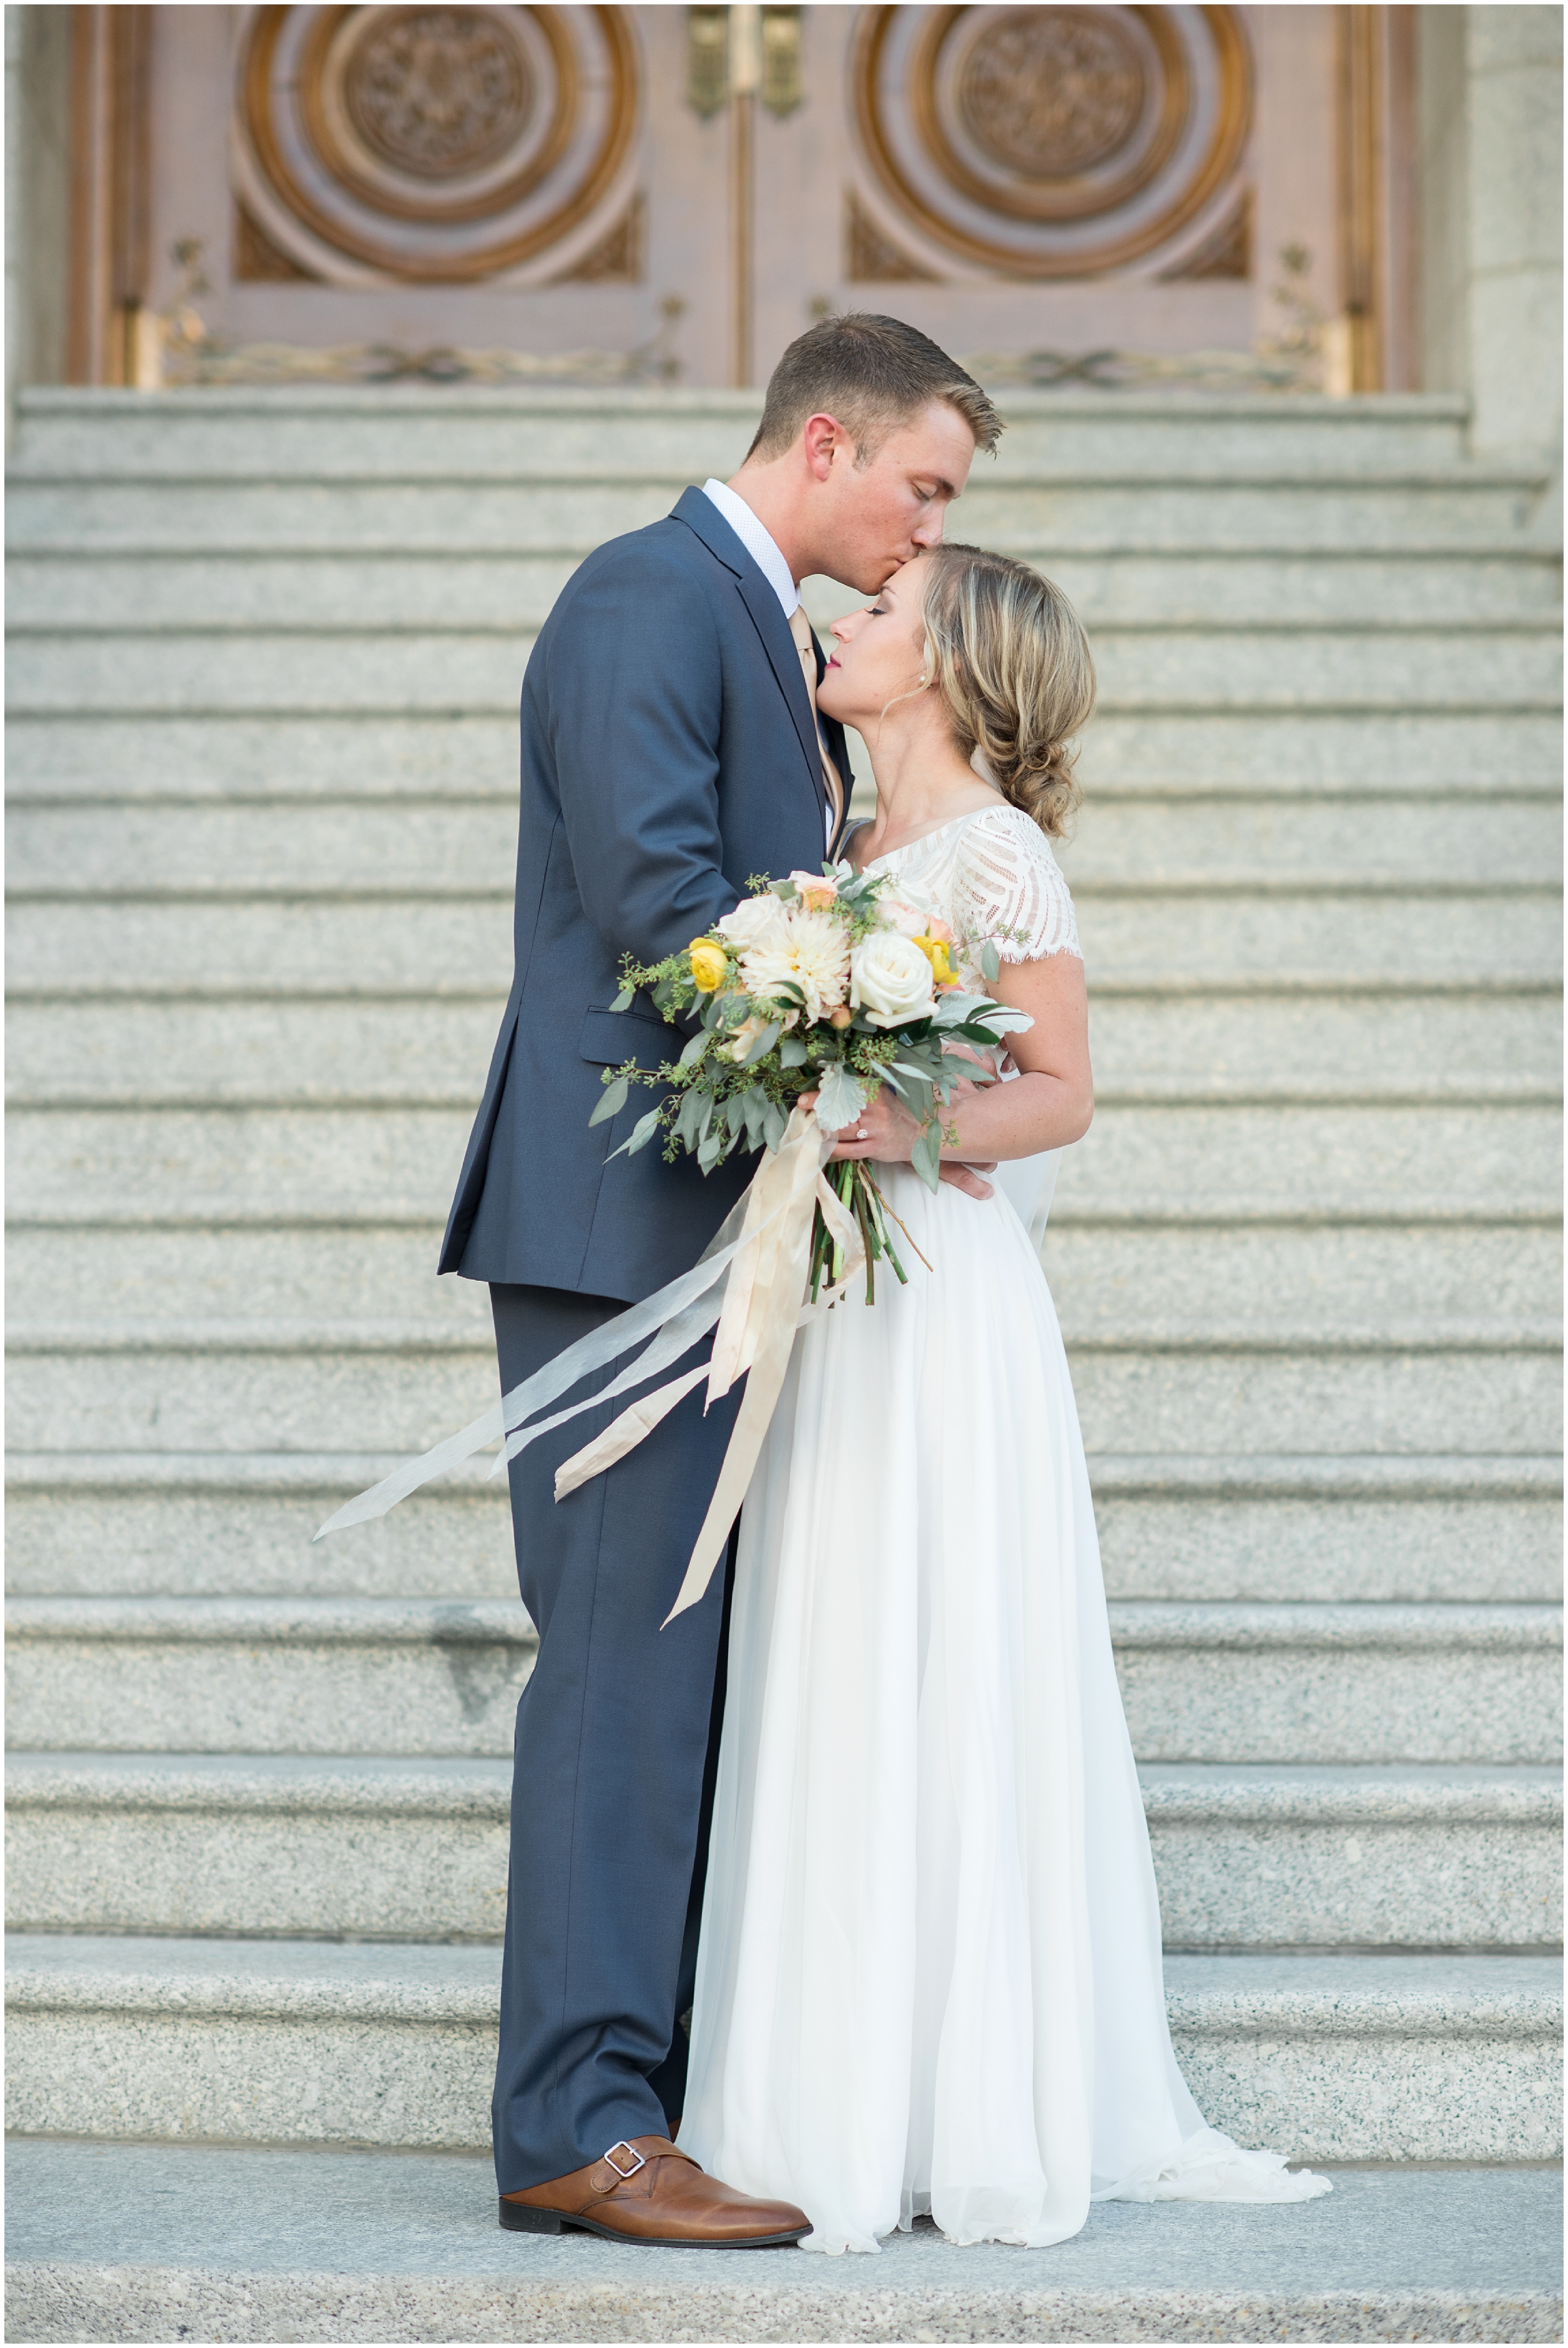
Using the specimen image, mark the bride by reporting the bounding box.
[678,544,1330,2253]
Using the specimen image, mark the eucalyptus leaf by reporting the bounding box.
[608,1106,664,1161]
[911,1122,942,1193]
[588,1074,630,1129]
[741,1019,782,1067]
[677,1028,711,1069]
[673,1088,706,1149]
[980,941,1001,985]
[778,1034,809,1068]
[761,1098,788,1151]
[697,1125,726,1172]
[610,984,636,1014]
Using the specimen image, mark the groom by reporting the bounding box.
[440,313,1000,2243]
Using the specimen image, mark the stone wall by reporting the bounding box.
[1418,4,1564,459]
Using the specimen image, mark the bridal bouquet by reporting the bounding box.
[320,866,1032,1623]
[588,863,1032,1302]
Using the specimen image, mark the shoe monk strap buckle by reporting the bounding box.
[602,2140,646,2180]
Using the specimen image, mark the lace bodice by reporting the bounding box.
[856,802,1081,978]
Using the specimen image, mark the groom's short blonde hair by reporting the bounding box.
[746,314,1002,465]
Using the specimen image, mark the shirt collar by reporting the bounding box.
[701,478,798,618]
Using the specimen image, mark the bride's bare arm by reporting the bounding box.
[827,948,1093,1166]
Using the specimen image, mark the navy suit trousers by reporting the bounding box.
[488,1283,739,2191]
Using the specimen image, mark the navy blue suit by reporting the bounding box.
[440,489,845,2189]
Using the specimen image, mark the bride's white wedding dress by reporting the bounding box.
[681,802,1329,2253]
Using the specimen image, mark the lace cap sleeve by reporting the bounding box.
[951,804,1081,965]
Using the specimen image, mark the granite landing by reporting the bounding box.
[4,2141,1561,2344]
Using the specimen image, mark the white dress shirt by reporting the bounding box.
[701,477,797,617]
[702,478,835,844]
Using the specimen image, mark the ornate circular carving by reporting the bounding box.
[235,6,638,281]
[958,9,1146,180]
[342,8,533,179]
[855,4,1253,278]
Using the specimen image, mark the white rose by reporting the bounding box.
[849,932,936,1029]
[716,895,789,955]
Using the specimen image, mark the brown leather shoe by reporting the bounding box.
[499,2135,808,2246]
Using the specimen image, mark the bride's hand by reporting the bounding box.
[798,1086,997,1202]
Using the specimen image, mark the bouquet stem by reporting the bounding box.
[808,1161,913,1307]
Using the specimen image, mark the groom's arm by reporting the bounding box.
[544,548,739,967]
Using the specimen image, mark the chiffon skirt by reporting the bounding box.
[680,1162,1328,2253]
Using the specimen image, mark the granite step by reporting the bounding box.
[9,892,1562,1000]
[5,1596,1560,1765]
[8,622,1560,718]
[7,1452,1559,1607]
[8,1332,1560,1459]
[6,2139,1563,2347]
[8,547,1562,628]
[13,473,1556,559]
[4,1935,1560,2162]
[5,1753,1559,1951]
[8,1228,1559,1356]
[8,386,1482,475]
[10,790,1561,895]
[11,991,1559,1108]
[9,707,1564,797]
[4,1596,540,1760]
[9,1101,1560,1223]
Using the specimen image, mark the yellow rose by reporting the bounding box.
[687,938,728,992]
[913,933,958,987]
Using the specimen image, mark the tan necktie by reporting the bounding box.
[788,603,845,844]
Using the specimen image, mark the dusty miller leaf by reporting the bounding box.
[813,1061,869,1134]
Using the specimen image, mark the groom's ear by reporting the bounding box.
[801,413,850,481]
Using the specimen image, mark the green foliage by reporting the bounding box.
[593,868,1031,1184]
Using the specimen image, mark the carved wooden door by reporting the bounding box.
[120,6,1383,392]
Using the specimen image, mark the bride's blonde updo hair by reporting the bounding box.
[916,545,1096,838]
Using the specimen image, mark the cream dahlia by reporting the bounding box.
[738,903,852,1024]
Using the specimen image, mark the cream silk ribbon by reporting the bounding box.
[788,603,846,840]
[315,1105,863,1627]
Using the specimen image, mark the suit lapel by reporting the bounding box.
[733,572,833,831]
[672,488,831,836]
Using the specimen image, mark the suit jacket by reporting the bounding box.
[439,487,850,1301]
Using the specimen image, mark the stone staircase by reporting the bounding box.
[5,385,1562,2339]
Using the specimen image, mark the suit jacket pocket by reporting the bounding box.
[579,1006,674,1072]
